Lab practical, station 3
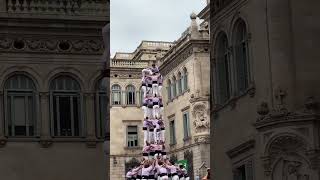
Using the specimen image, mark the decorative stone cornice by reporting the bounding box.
[111,68,143,79]
[189,96,209,104]
[254,97,320,130]
[226,139,255,159]
[159,39,209,76]
[0,36,104,55]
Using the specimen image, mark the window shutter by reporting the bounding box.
[184,74,188,90]
[183,114,187,138]
[187,113,191,137]
[167,86,171,100]
[181,76,185,92]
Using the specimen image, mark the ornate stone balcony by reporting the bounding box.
[0,0,109,21]
[111,59,148,69]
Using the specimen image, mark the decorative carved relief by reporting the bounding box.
[0,37,103,54]
[192,103,210,133]
[304,96,318,113]
[194,135,210,144]
[262,135,310,177]
[274,87,288,113]
[257,102,270,116]
[0,38,12,49]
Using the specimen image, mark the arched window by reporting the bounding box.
[111,84,121,105]
[96,78,108,138]
[4,74,37,137]
[177,72,182,95]
[215,32,231,104]
[183,68,188,91]
[172,76,177,98]
[233,19,249,93]
[167,80,172,101]
[126,85,136,105]
[50,75,82,137]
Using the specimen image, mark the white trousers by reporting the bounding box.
[161,129,165,142]
[158,85,162,97]
[160,176,169,180]
[142,86,147,98]
[153,105,160,118]
[160,107,164,117]
[149,129,154,143]
[171,175,179,180]
[142,106,148,118]
[152,84,158,96]
[143,130,148,145]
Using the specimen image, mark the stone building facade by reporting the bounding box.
[158,12,210,179]
[210,0,320,179]
[0,1,109,180]
[109,41,173,179]
[109,7,211,179]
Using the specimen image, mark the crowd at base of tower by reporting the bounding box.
[125,64,190,180]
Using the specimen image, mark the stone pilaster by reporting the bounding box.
[84,92,97,148]
[122,91,126,107]
[0,90,7,148]
[0,91,4,138]
[194,57,203,97]
[39,92,52,148]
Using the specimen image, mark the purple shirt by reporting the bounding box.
[152,97,160,104]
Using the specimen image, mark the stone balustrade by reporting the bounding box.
[5,0,108,17]
[111,60,148,68]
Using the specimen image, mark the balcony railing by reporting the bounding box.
[111,60,148,68]
[4,0,108,17]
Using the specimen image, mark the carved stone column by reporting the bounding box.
[136,90,141,107]
[39,92,52,148]
[122,90,126,107]
[193,58,203,97]
[85,92,97,148]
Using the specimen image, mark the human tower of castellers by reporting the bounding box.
[126,63,190,180]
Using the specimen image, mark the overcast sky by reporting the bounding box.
[110,0,206,57]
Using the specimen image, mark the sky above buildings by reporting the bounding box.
[110,0,206,57]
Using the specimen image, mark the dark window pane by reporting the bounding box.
[59,96,71,136]
[73,97,80,136]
